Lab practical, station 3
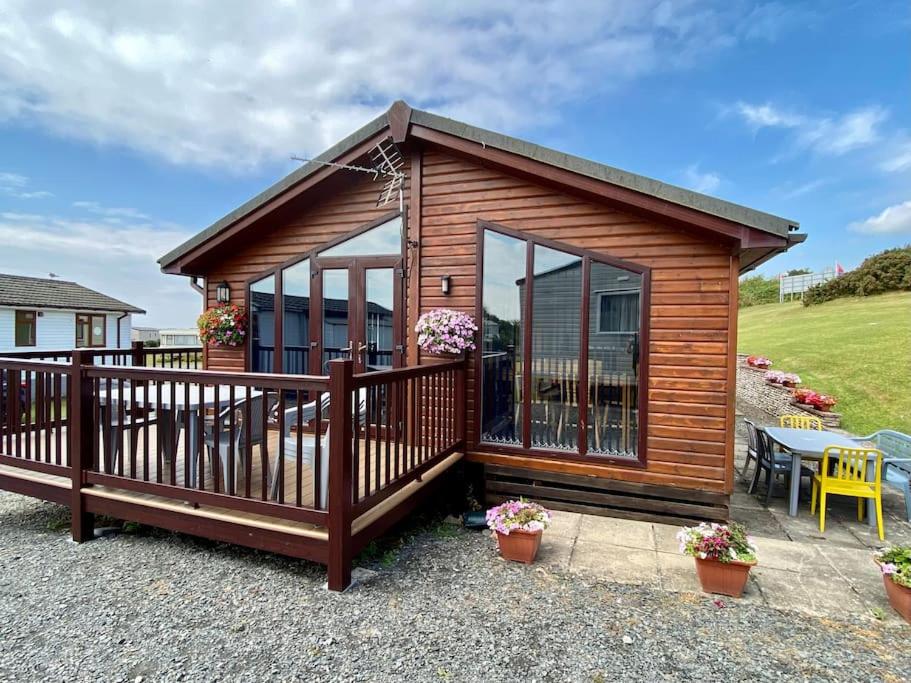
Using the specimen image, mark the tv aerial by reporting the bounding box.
[291,137,406,213]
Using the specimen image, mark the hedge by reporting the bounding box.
[803,245,911,306]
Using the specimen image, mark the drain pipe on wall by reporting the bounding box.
[116,312,129,349]
[189,276,205,297]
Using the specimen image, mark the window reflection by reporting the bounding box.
[480,230,525,446]
[322,269,349,373]
[318,216,402,257]
[282,259,310,374]
[250,275,275,373]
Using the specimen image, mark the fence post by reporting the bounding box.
[69,349,95,542]
[131,340,144,367]
[455,360,466,446]
[327,358,354,591]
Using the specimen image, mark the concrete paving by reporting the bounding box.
[537,511,908,626]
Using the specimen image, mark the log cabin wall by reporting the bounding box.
[197,143,737,499]
[417,147,736,496]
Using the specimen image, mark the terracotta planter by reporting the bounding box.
[496,529,543,564]
[694,557,755,597]
[881,574,911,624]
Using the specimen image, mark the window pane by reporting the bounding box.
[76,315,88,347]
[282,259,310,374]
[530,245,582,451]
[91,315,106,347]
[480,230,525,446]
[322,269,349,373]
[250,275,275,373]
[365,268,394,372]
[588,262,642,458]
[15,310,36,347]
[318,216,402,257]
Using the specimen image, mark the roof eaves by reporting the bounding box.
[410,108,799,239]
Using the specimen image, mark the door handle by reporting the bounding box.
[357,343,368,353]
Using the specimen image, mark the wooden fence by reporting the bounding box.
[0,352,466,590]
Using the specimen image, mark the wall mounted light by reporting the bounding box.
[215,281,231,303]
[441,274,452,295]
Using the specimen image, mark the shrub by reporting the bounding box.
[739,274,779,308]
[804,246,911,306]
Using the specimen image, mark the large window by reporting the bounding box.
[282,259,310,374]
[76,313,106,348]
[15,310,36,347]
[250,274,275,373]
[479,224,647,462]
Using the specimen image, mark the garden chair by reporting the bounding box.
[271,388,367,508]
[101,380,158,475]
[748,427,814,504]
[741,419,760,482]
[203,394,266,494]
[811,446,885,540]
[851,430,911,522]
[779,414,823,430]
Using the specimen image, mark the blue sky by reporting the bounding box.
[0,1,908,327]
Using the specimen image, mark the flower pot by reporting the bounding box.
[882,574,911,624]
[496,529,543,564]
[694,557,755,597]
[424,350,465,360]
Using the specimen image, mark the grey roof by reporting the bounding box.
[160,101,799,269]
[0,274,145,314]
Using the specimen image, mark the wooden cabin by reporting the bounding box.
[0,101,803,589]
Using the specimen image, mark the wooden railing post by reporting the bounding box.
[69,349,95,542]
[131,340,144,367]
[455,360,466,446]
[327,358,354,591]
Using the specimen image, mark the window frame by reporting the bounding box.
[474,219,651,467]
[595,289,641,335]
[244,209,406,374]
[14,310,37,347]
[75,312,107,348]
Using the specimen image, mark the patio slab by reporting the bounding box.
[575,514,655,550]
[752,565,868,618]
[569,540,659,587]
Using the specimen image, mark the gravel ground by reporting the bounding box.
[0,492,909,683]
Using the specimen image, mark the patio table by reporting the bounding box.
[763,427,876,527]
[98,384,263,483]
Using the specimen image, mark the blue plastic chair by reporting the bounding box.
[853,430,911,522]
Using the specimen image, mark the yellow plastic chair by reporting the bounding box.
[780,414,823,430]
[811,446,884,540]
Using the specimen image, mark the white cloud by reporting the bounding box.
[682,164,722,194]
[776,178,829,199]
[881,140,911,173]
[0,209,199,326]
[73,200,150,221]
[0,170,53,199]
[731,102,887,156]
[0,1,797,169]
[848,200,911,235]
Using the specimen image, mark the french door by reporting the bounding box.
[313,256,403,375]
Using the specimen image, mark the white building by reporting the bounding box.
[0,273,144,353]
[131,326,160,344]
[159,328,200,347]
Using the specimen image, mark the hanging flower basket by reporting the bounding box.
[415,308,477,358]
[486,499,551,564]
[677,522,758,598]
[197,304,247,348]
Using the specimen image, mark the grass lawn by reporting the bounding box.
[738,291,911,435]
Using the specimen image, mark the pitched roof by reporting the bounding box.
[0,273,145,314]
[159,100,801,270]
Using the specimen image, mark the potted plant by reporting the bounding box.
[486,499,551,564]
[793,389,838,412]
[677,522,757,597]
[746,355,772,369]
[764,370,800,387]
[197,303,247,348]
[874,545,911,623]
[415,308,477,358]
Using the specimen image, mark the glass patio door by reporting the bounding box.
[315,258,402,375]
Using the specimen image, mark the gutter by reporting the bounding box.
[189,276,205,296]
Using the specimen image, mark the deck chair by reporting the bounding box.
[748,427,814,504]
[270,389,367,508]
[779,414,823,430]
[741,419,760,482]
[101,381,158,474]
[811,446,885,540]
[202,394,266,493]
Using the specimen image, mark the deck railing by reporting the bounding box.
[0,352,466,590]
[0,342,202,369]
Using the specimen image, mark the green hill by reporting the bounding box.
[738,291,911,435]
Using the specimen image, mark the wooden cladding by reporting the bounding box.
[198,144,736,495]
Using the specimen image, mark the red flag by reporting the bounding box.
[835,262,845,276]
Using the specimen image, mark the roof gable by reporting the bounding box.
[159,100,802,273]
